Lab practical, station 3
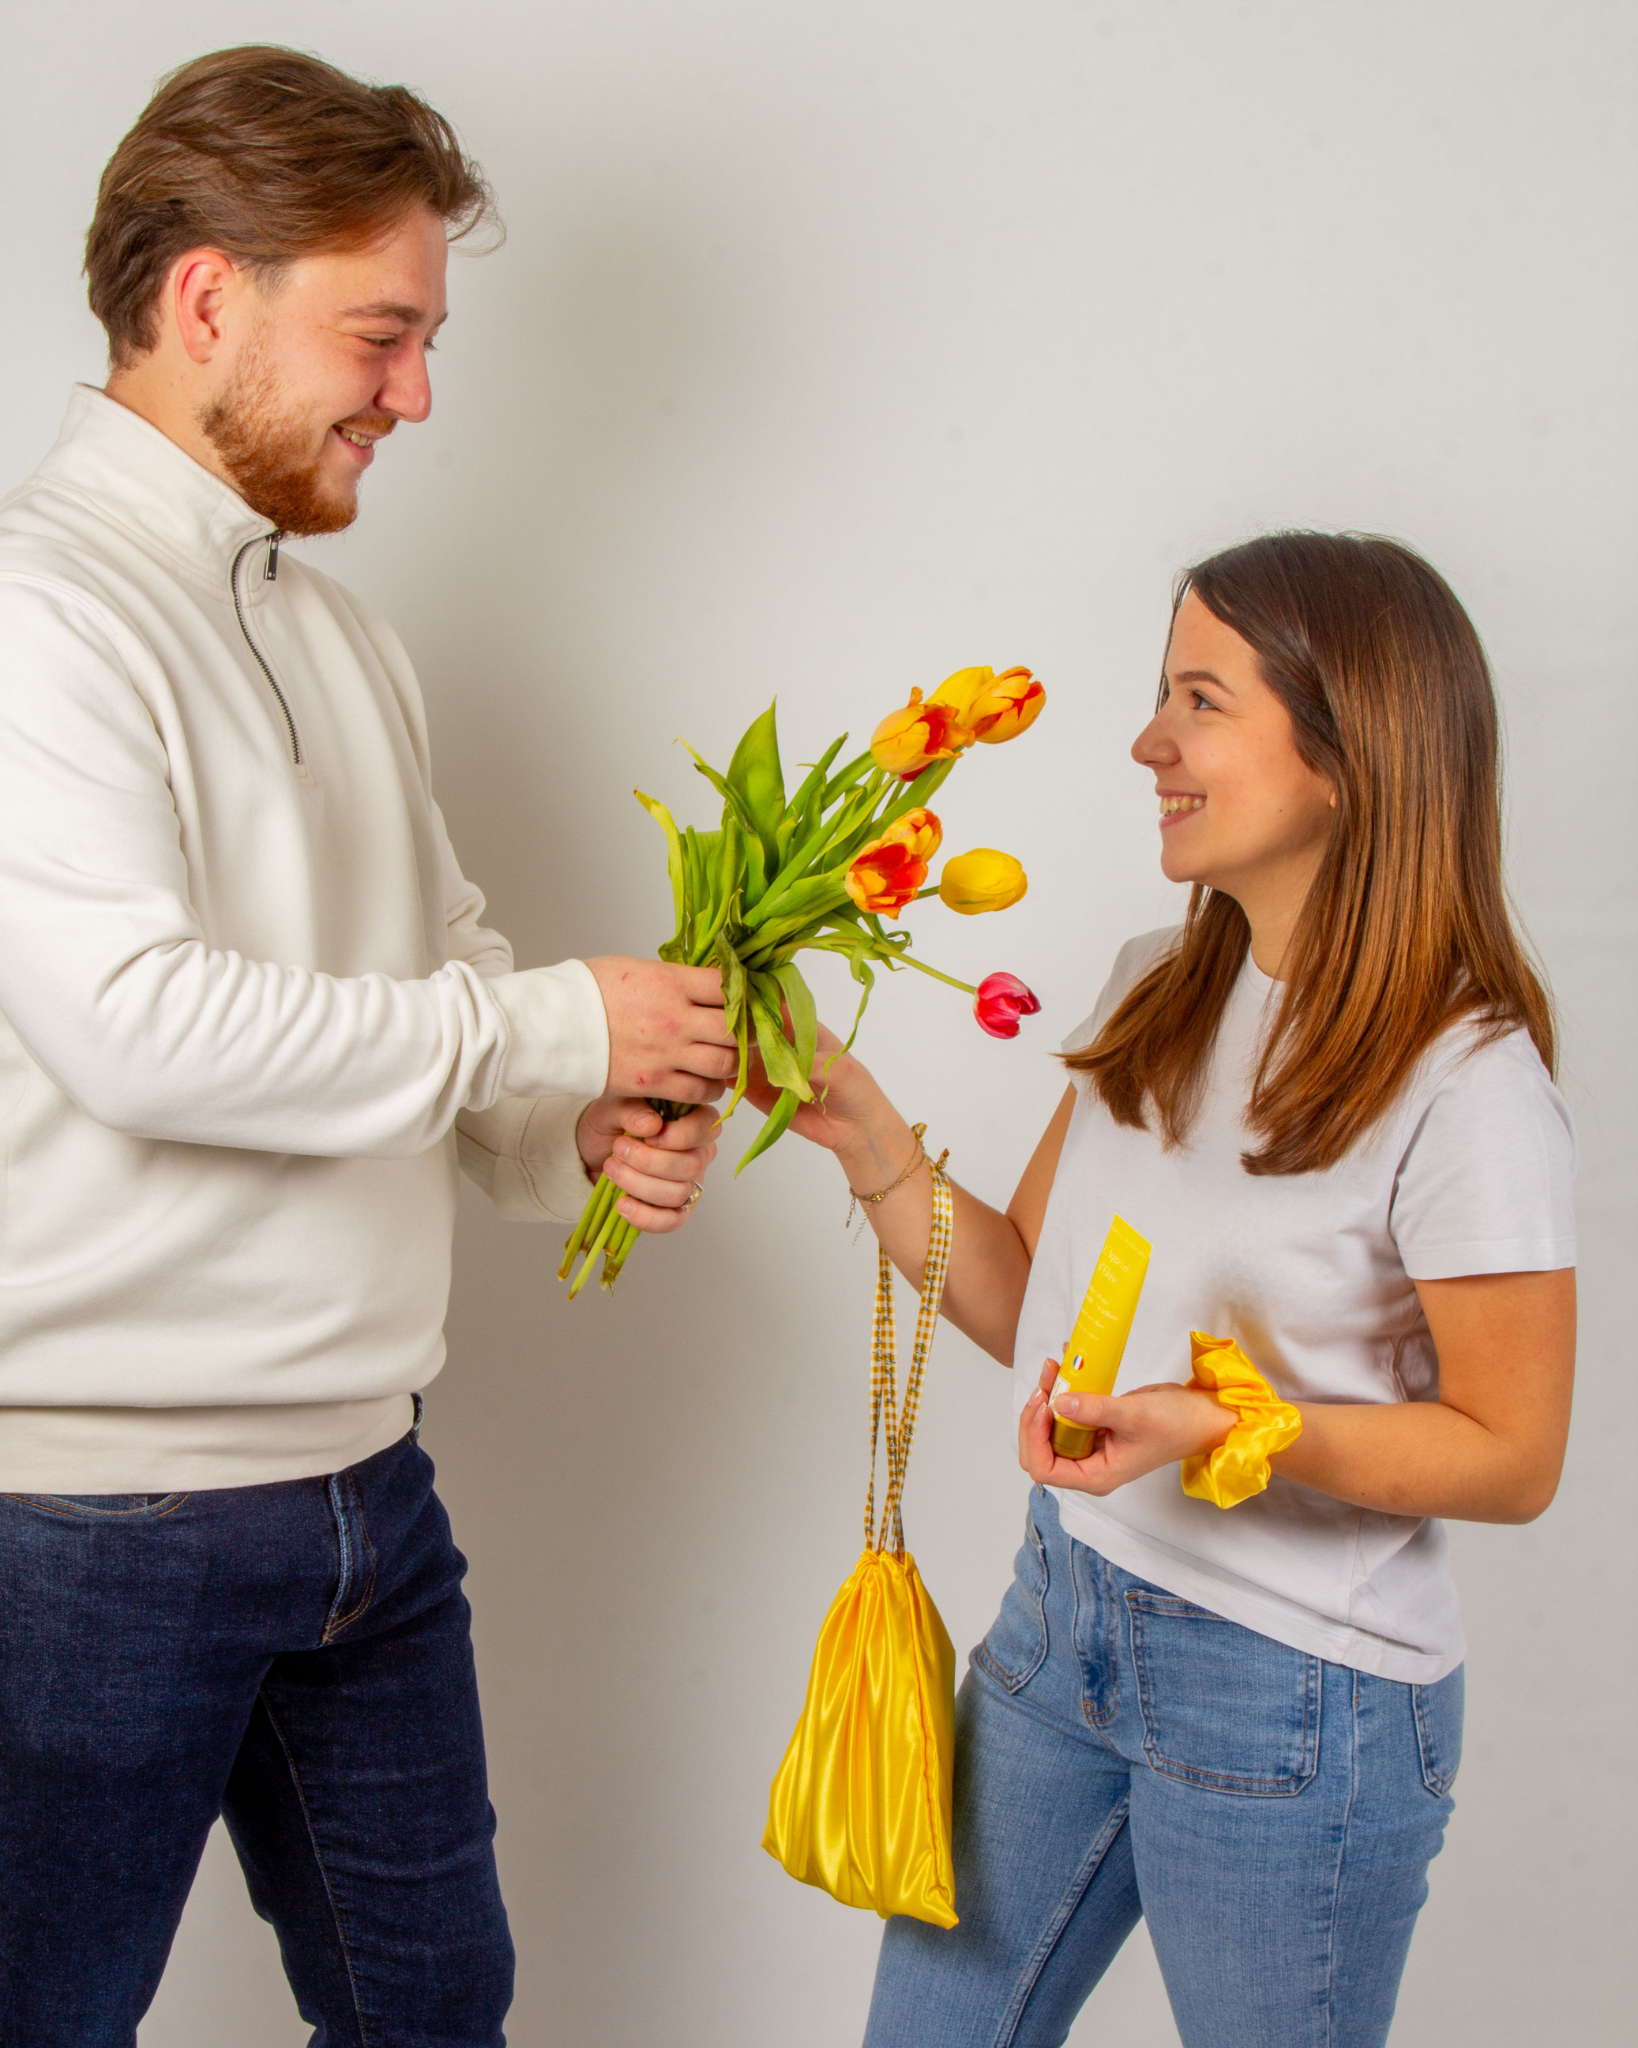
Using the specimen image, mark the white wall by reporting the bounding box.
[3,4,1632,2042]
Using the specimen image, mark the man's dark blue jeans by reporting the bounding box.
[0,1424,514,2047]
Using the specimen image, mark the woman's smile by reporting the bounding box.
[1157,790,1206,826]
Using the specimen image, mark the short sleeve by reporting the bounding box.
[1389,1028,1577,1280]
[1060,926,1180,1057]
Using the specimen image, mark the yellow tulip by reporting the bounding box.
[930,665,1044,745]
[969,667,1045,744]
[938,848,1028,915]
[870,690,974,779]
[927,667,993,721]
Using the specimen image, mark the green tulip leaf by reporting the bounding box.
[748,974,814,1102]
[634,789,686,941]
[735,1082,802,1175]
[787,735,848,834]
[821,747,876,811]
[715,938,752,1123]
[683,741,760,847]
[771,961,818,1087]
[725,700,785,856]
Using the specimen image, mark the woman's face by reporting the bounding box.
[1131,589,1336,909]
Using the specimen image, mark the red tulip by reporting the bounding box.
[973,971,1041,1038]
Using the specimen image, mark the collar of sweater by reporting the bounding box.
[33,384,279,600]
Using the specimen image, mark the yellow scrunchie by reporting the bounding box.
[1180,1331,1303,1508]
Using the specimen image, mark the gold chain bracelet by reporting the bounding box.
[846,1123,950,1240]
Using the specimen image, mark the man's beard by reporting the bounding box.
[198,344,391,538]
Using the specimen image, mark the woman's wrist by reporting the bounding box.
[1180,1384,1237,1457]
[834,1098,919,1198]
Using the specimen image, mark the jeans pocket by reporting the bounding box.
[6,1492,190,1519]
[1412,1664,1465,1796]
[974,1495,1050,1693]
[1128,1589,1322,1795]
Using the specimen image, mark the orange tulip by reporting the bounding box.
[879,807,943,861]
[845,836,929,916]
[938,848,1028,914]
[870,689,974,780]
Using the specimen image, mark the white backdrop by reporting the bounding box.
[2,4,1633,2043]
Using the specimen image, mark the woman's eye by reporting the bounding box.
[1190,690,1215,711]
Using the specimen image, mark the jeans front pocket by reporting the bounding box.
[974,1493,1050,1693]
[6,1492,190,1519]
[1412,1663,1464,1796]
[1128,1589,1322,1795]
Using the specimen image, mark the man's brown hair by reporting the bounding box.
[85,45,496,365]
[1067,531,1554,1176]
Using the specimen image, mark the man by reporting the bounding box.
[0,46,728,2045]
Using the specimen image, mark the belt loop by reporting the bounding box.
[409,1392,424,1444]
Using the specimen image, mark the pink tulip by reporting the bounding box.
[974,971,1041,1038]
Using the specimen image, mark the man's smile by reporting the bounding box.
[333,416,397,458]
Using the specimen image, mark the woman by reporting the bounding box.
[756,533,1577,2046]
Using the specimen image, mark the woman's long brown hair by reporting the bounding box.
[1067,532,1554,1175]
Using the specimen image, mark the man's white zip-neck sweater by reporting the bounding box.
[0,387,609,1490]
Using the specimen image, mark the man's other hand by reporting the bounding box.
[575,1099,719,1235]
[584,957,735,1101]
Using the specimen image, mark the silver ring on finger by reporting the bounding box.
[684,1180,704,1210]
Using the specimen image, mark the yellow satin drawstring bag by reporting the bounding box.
[762,1158,958,1929]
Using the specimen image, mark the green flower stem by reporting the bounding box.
[559,1171,615,1280]
[567,1188,623,1300]
[871,948,977,995]
[600,1216,641,1287]
[739,895,854,968]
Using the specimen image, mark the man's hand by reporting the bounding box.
[575,1098,719,1236]
[584,957,736,1101]
[1019,1356,1231,1495]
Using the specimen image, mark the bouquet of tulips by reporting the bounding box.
[559,666,1047,1296]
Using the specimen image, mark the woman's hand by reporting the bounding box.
[1019,1356,1231,1494]
[742,1020,1065,1370]
[743,1021,893,1164]
[575,1098,720,1235]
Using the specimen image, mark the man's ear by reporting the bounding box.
[169,249,242,366]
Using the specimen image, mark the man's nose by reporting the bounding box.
[379,345,433,426]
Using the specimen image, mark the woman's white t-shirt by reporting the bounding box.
[1012,928,1578,1683]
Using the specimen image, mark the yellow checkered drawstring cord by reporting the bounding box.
[864,1156,953,1555]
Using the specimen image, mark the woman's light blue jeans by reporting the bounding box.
[864,1487,1462,2048]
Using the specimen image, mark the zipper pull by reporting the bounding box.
[264,533,281,582]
